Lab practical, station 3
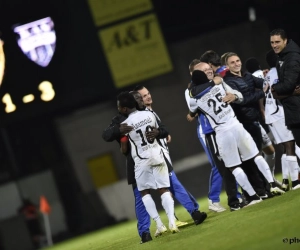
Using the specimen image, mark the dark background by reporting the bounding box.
[0,0,298,176]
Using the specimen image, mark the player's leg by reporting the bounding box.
[288,124,300,149]
[285,140,300,190]
[205,132,240,211]
[207,131,244,209]
[154,162,179,234]
[239,122,284,194]
[260,123,280,186]
[162,154,189,227]
[215,127,262,207]
[136,164,166,237]
[132,184,152,243]
[168,170,207,225]
[243,121,272,191]
[270,119,299,190]
[197,126,225,212]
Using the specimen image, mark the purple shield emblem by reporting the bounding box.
[13,17,56,67]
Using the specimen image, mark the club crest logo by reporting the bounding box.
[13,17,56,67]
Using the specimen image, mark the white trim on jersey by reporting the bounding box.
[264,67,285,124]
[145,107,170,156]
[122,110,164,166]
[189,83,239,133]
[252,70,264,79]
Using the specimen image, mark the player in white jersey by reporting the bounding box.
[118,92,179,235]
[189,70,284,205]
[245,56,279,187]
[0,39,5,87]
[134,85,208,226]
[187,60,243,212]
[264,50,300,190]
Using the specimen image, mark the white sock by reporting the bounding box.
[232,167,255,196]
[142,194,163,228]
[161,192,175,226]
[286,155,300,182]
[264,153,275,175]
[254,155,274,183]
[281,154,289,179]
[296,145,300,160]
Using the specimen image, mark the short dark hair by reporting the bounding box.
[132,85,145,91]
[223,52,239,65]
[220,52,230,66]
[117,91,136,109]
[200,50,221,67]
[270,29,287,40]
[189,59,201,73]
[265,49,278,68]
[245,57,261,73]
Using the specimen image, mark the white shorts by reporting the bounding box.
[268,118,294,144]
[259,123,272,149]
[135,161,170,191]
[216,123,259,168]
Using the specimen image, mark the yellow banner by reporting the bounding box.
[87,153,118,188]
[88,0,153,27]
[99,14,173,88]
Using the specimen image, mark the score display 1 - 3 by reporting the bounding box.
[1,81,55,113]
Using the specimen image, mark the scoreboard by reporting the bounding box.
[0,0,115,126]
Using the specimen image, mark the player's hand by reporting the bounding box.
[222,92,236,104]
[119,123,133,135]
[167,135,171,143]
[263,69,269,77]
[146,127,159,141]
[260,109,265,121]
[263,82,270,93]
[271,88,280,99]
[293,85,300,95]
[186,113,195,122]
[213,76,223,85]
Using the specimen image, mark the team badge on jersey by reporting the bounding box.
[13,17,56,67]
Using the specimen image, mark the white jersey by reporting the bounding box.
[252,70,264,79]
[122,110,164,166]
[186,82,243,111]
[145,108,170,157]
[189,83,239,133]
[263,67,285,124]
[185,88,191,109]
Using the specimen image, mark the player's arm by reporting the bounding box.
[272,61,300,95]
[102,116,132,142]
[0,40,5,87]
[188,95,199,118]
[272,85,300,99]
[259,98,265,121]
[222,82,243,104]
[120,136,129,154]
[146,114,169,141]
[252,75,264,89]
[156,119,169,139]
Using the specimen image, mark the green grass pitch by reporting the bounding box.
[43,187,300,250]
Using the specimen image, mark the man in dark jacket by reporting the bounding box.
[270,29,300,147]
[223,52,284,198]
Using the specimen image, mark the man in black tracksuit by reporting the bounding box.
[223,52,272,199]
[270,29,300,147]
